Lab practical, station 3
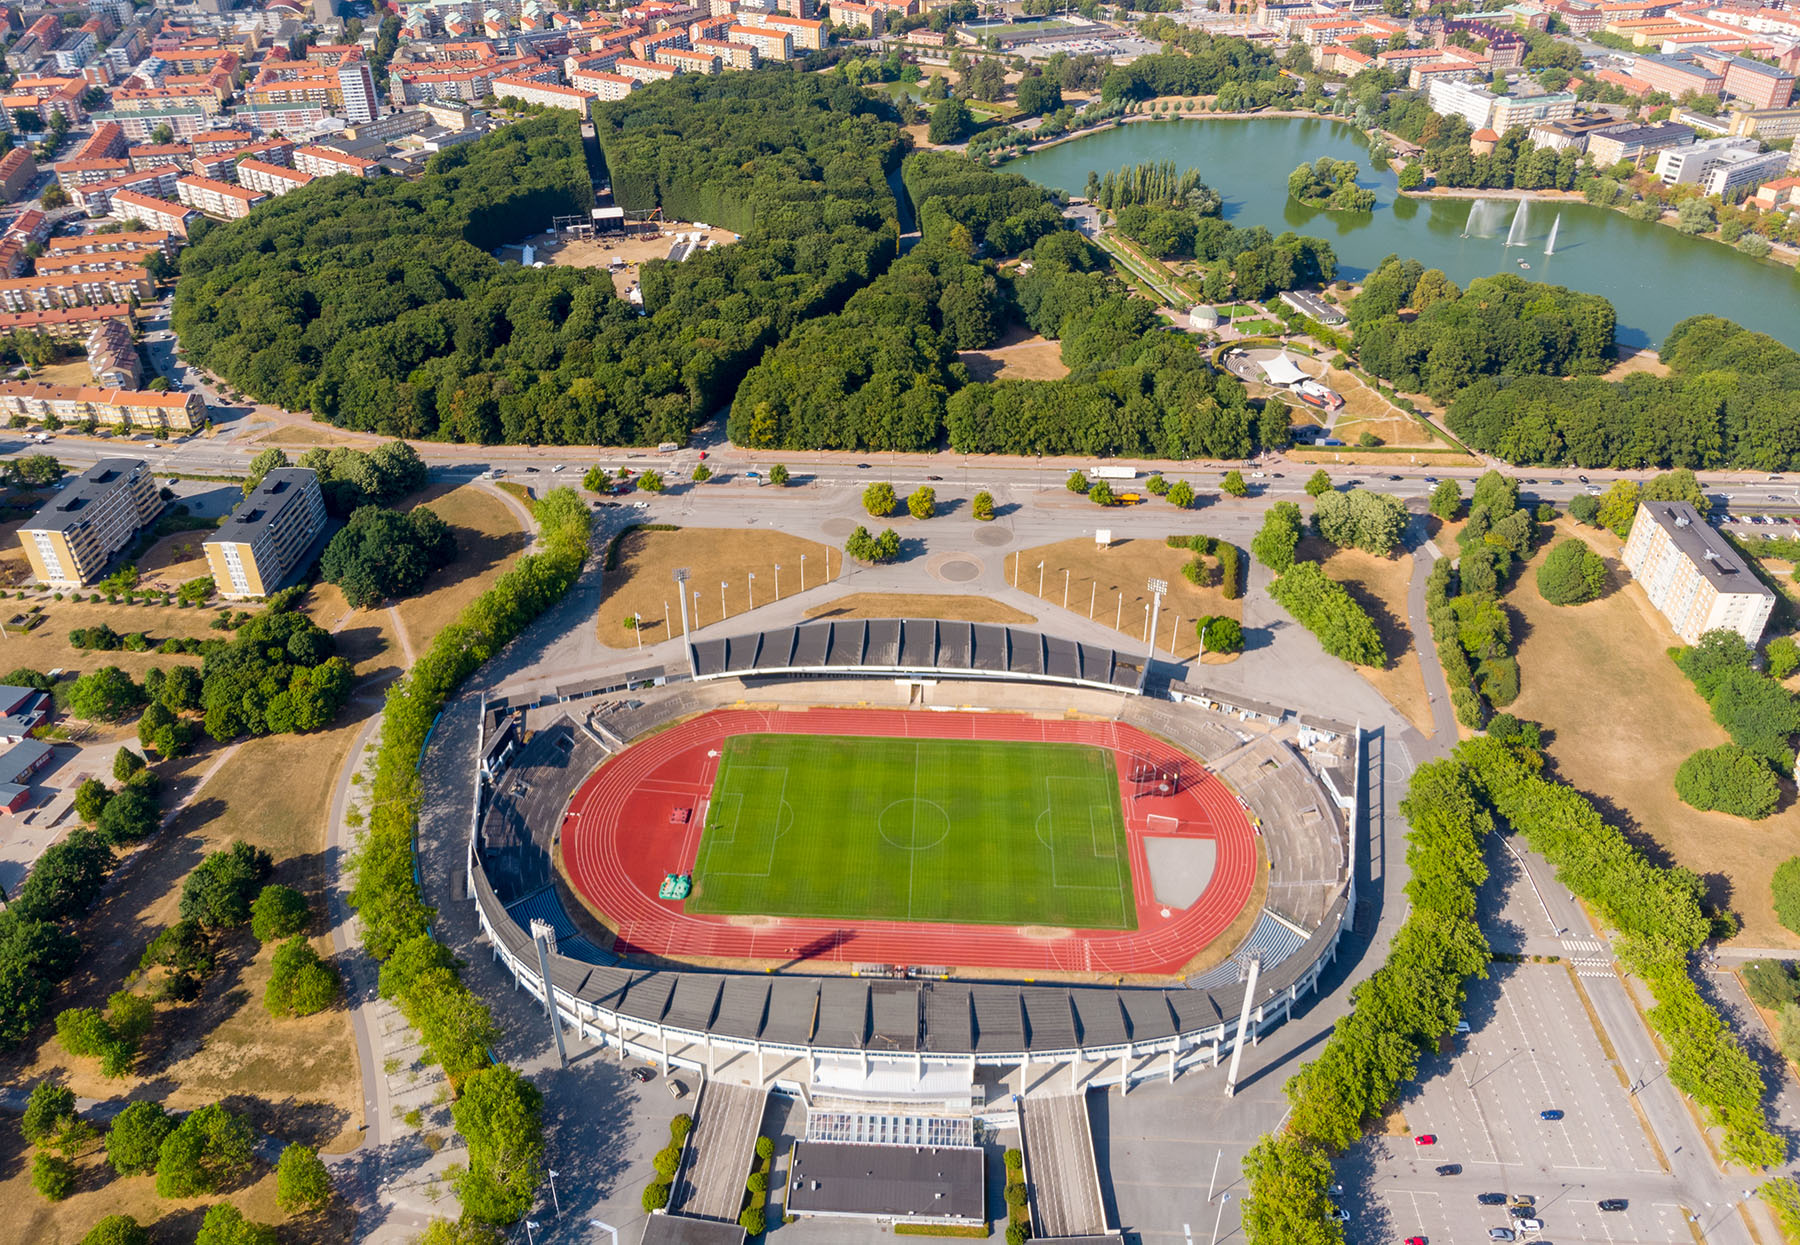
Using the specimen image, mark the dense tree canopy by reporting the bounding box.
[321,505,457,609]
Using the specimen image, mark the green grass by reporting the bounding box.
[688,733,1135,930]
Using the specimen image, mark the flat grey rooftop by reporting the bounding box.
[786,1140,984,1221]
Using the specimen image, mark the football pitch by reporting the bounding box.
[686,733,1136,930]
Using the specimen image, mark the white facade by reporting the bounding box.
[1622,501,1774,645]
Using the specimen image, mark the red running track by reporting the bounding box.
[561,708,1259,977]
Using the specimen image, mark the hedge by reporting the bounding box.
[1267,562,1385,667]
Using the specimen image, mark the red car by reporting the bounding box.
[1406,1238,1428,1245]
[1414,1134,1436,1146]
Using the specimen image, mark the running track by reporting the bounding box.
[561,708,1258,977]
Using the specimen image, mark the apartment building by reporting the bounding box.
[0,147,35,202]
[0,267,153,311]
[1729,107,1800,141]
[615,56,676,82]
[739,12,824,49]
[1654,135,1780,191]
[494,74,595,110]
[34,245,159,275]
[107,189,201,237]
[388,53,544,103]
[693,37,757,69]
[72,163,182,216]
[726,24,791,58]
[0,303,135,340]
[205,467,326,598]
[236,158,314,197]
[16,457,162,588]
[1719,55,1795,108]
[54,157,132,190]
[1585,120,1693,166]
[571,68,639,99]
[1629,51,1724,97]
[176,173,266,220]
[84,316,139,388]
[1622,500,1774,645]
[656,46,719,73]
[293,144,380,179]
[0,380,201,430]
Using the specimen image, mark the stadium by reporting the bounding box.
[469,615,1356,1084]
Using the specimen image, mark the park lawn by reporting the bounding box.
[1300,536,1432,733]
[0,722,364,1153]
[595,526,840,648]
[304,582,405,686]
[805,592,1035,626]
[4,599,217,683]
[392,483,529,650]
[689,733,1136,930]
[1005,535,1242,663]
[1233,318,1279,335]
[1504,521,1800,947]
[135,530,213,591]
[955,324,1069,382]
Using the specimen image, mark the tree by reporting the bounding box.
[1240,1133,1342,1245]
[39,181,68,210]
[1015,73,1061,117]
[1536,538,1607,605]
[1596,480,1641,537]
[321,505,458,610]
[1314,489,1408,556]
[1198,615,1244,653]
[1167,480,1195,509]
[972,490,994,521]
[1221,470,1249,497]
[1775,858,1800,935]
[1090,479,1116,506]
[768,464,789,487]
[863,482,897,517]
[1642,468,1710,516]
[1268,562,1386,666]
[32,1151,74,1201]
[1398,161,1425,190]
[112,748,145,783]
[1743,960,1800,1010]
[413,1224,504,1245]
[251,884,311,943]
[95,784,158,846]
[265,936,339,1017]
[1304,469,1332,497]
[1429,479,1462,520]
[276,1143,333,1214]
[1252,502,1303,573]
[581,465,609,493]
[68,667,144,722]
[452,1064,545,1225]
[106,1101,176,1176]
[928,97,973,145]
[80,1215,150,1245]
[74,778,111,824]
[1065,471,1088,494]
[160,665,202,713]
[15,829,113,922]
[194,1204,277,1245]
[636,469,665,492]
[1769,635,1800,681]
[180,841,274,929]
[1569,494,1600,526]
[1675,745,1781,819]
[22,1082,77,1147]
[907,486,936,519]
[690,464,711,483]
[1675,197,1717,235]
[156,1103,255,1197]
[243,448,289,496]
[845,526,901,564]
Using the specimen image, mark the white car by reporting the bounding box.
[551,464,565,473]
[633,500,649,510]
[1516,1220,1542,1233]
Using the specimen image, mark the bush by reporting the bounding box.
[738,1207,766,1235]
[1090,479,1116,507]
[276,1142,334,1214]
[1005,1180,1028,1206]
[972,490,994,521]
[845,526,901,564]
[653,1147,680,1179]
[1743,960,1800,1010]
[31,1151,74,1201]
[907,486,935,519]
[251,883,312,943]
[1304,469,1332,497]
[1145,473,1169,496]
[1198,615,1244,654]
[1167,479,1195,509]
[1251,502,1303,573]
[180,841,274,928]
[1675,745,1781,819]
[80,1215,150,1245]
[642,1182,671,1212]
[756,1136,775,1161]
[1221,469,1248,497]
[670,1114,694,1144]
[106,1101,176,1176]
[194,1203,277,1245]
[747,1170,768,1194]
[22,1082,77,1147]
[768,464,789,487]
[1007,1224,1029,1245]
[1218,543,1242,600]
[1536,538,1607,605]
[1004,1147,1023,1170]
[265,937,340,1017]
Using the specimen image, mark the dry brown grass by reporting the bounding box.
[32,360,92,387]
[1004,536,1242,662]
[1300,536,1432,732]
[251,422,369,448]
[1602,346,1669,382]
[136,532,212,590]
[1288,447,1474,467]
[392,484,528,650]
[4,599,217,682]
[544,224,739,296]
[957,324,1070,383]
[1504,521,1800,947]
[804,592,1036,625]
[596,525,841,647]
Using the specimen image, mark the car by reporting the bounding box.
[1478,1194,1508,1206]
[1454,1019,1471,1034]
[1406,1239,1428,1245]
[1489,1231,1515,1243]
[1771,474,1784,481]
[1251,471,1266,478]
[856,463,871,469]
[1516,1219,1542,1233]
[1424,476,1438,484]
[1577,474,1589,483]
[551,464,565,473]
[1548,478,1564,485]
[1327,1207,1348,1222]
[1539,1109,1564,1121]
[1435,1164,1462,1176]
[1414,1134,1436,1146]
[666,1078,687,1100]
[1389,474,1403,481]
[1771,494,1785,502]
[1512,1196,1535,1208]
[926,474,943,481]
[1523,478,1538,484]
[633,501,649,509]
[628,1067,654,1083]
[525,466,539,473]
[1598,1199,1628,1212]
[1510,1206,1535,1219]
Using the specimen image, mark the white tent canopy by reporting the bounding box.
[1259,354,1308,387]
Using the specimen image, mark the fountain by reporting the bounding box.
[1462,197,1504,238]
[1503,199,1529,248]
[1545,213,1561,256]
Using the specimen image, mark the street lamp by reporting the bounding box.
[800,554,806,593]
[720,580,728,621]
[1063,568,1071,610]
[774,563,781,600]
[748,572,756,610]
[1037,560,1045,598]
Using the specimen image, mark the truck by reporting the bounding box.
[1090,466,1137,481]
[656,441,681,454]
[1117,492,1144,505]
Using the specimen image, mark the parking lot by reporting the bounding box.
[1342,963,1683,1245]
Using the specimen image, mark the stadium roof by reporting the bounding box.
[786,1141,985,1221]
[689,619,1146,693]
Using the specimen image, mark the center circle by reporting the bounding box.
[938,558,980,583]
[877,798,951,852]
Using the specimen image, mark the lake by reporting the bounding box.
[1008,115,1800,350]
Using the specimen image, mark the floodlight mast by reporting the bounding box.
[674,568,694,677]
[1142,578,1167,693]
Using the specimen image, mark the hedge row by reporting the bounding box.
[1240,756,1491,1243]
[346,487,593,1220]
[1164,533,1243,600]
[1267,562,1385,668]
[1458,736,1782,1168]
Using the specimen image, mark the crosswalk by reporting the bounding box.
[1562,936,1615,978]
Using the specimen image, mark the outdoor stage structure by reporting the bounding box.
[465,621,1360,1103]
